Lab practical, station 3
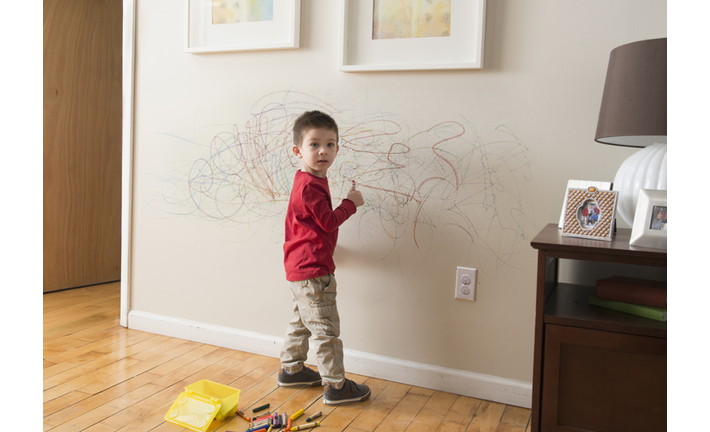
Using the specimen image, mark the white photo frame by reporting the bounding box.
[630,189,667,250]
[339,0,486,72]
[185,0,300,53]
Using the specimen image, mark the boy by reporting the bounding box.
[278,110,371,405]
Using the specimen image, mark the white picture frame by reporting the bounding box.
[339,0,486,72]
[630,189,667,250]
[185,0,301,54]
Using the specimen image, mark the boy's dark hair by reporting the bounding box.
[293,110,339,147]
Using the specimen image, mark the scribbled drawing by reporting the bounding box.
[154,91,532,267]
[212,0,273,25]
[372,0,451,40]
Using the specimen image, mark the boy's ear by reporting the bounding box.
[292,145,302,158]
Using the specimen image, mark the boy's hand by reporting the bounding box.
[348,180,364,207]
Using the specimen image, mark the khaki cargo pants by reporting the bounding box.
[280,274,345,389]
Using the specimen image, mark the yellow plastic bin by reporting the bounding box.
[164,380,240,432]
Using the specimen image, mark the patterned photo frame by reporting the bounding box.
[562,186,618,241]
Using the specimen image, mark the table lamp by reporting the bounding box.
[594,37,667,226]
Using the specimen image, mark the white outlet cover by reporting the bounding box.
[455,267,477,301]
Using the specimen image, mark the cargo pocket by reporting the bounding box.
[311,274,337,319]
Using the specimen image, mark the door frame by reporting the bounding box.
[120,0,136,327]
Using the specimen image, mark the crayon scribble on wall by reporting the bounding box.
[154,91,532,267]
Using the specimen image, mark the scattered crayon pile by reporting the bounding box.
[229,405,323,432]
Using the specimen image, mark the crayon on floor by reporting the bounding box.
[305,412,322,422]
[290,409,305,421]
[291,421,321,431]
[252,403,270,413]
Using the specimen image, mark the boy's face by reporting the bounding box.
[293,127,339,178]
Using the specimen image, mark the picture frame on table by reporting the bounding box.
[339,0,486,72]
[185,0,301,53]
[630,189,667,249]
[562,186,619,241]
[558,179,613,228]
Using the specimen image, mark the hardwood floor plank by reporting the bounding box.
[44,351,107,380]
[43,390,93,417]
[43,321,125,351]
[372,389,430,432]
[44,328,137,366]
[43,283,120,313]
[500,406,531,427]
[43,357,144,403]
[44,311,119,341]
[405,391,458,432]
[147,343,220,376]
[44,298,121,326]
[100,380,189,430]
[495,423,526,432]
[44,372,162,428]
[78,340,207,395]
[82,423,117,432]
[445,395,483,425]
[466,401,506,432]
[148,347,236,388]
[48,402,130,432]
[348,382,412,432]
[43,333,168,391]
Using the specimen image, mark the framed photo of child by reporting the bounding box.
[561,186,619,241]
[630,189,667,250]
[557,179,613,228]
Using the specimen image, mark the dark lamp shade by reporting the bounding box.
[595,38,667,147]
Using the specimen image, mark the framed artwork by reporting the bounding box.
[185,0,301,53]
[562,187,619,241]
[630,189,667,249]
[558,179,613,228]
[339,0,486,71]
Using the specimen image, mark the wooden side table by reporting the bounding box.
[530,224,667,432]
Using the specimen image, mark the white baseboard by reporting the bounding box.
[128,310,532,408]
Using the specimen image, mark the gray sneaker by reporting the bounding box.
[277,366,322,387]
[323,379,371,405]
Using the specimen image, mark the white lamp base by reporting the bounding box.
[613,142,667,226]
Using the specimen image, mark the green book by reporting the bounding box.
[589,296,667,322]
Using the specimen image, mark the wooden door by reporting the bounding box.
[43,0,123,292]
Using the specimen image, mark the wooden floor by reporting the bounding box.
[44,282,532,432]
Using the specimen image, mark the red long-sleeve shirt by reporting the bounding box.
[284,170,357,281]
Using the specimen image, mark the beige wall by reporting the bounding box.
[128,0,666,390]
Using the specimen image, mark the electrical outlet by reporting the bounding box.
[455,266,477,301]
